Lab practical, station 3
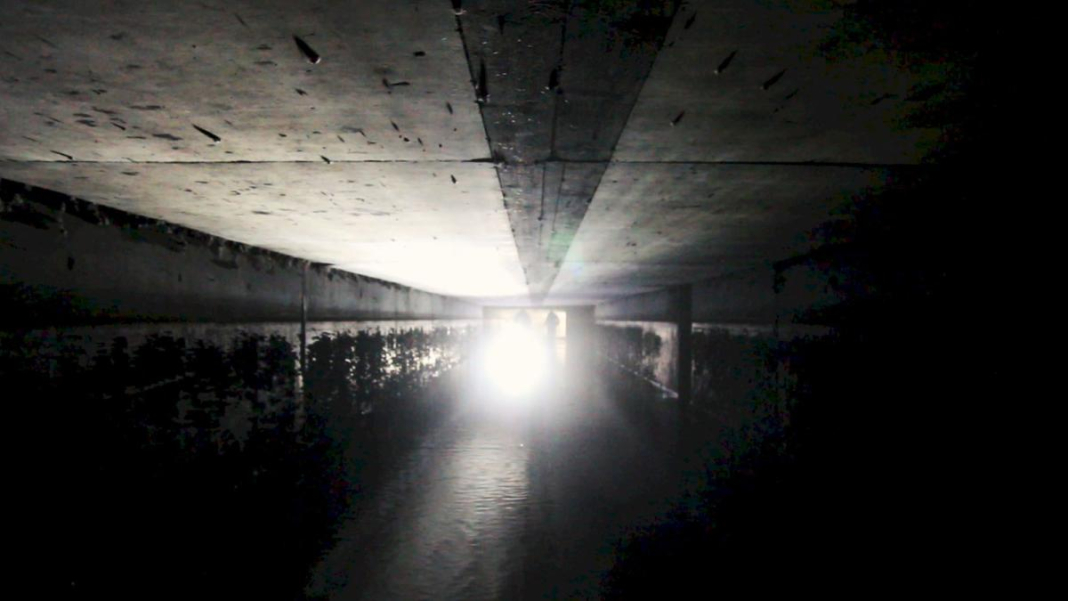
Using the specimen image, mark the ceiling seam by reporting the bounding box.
[543,0,686,301]
[451,1,532,298]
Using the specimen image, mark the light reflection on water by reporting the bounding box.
[10,320,695,599]
[377,426,530,600]
[310,337,691,601]
[309,412,534,601]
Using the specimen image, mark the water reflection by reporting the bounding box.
[12,319,789,600]
[3,320,474,598]
[309,418,532,600]
[307,335,697,601]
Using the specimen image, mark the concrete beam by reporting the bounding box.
[0,158,526,300]
[0,0,487,163]
[456,1,678,298]
[595,282,691,324]
[600,262,843,328]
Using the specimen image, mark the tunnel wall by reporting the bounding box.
[596,320,679,395]
[596,285,689,395]
[0,179,480,328]
[594,254,837,409]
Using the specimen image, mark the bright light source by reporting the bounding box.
[339,241,528,298]
[481,323,549,398]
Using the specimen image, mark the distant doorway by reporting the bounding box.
[483,308,568,340]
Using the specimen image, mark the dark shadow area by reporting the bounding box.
[600,3,1009,594]
[4,322,473,599]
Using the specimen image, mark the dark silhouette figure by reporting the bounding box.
[544,311,560,339]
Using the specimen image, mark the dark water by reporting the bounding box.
[308,340,698,600]
[6,321,478,599]
[17,317,950,598]
[11,322,707,599]
[11,319,719,599]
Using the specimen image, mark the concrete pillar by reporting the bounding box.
[672,284,693,408]
[565,305,596,373]
[595,283,693,405]
[300,262,309,380]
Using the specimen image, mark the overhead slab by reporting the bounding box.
[550,0,961,303]
[550,162,890,300]
[1,0,971,307]
[610,0,954,163]
[0,0,527,299]
[456,0,677,299]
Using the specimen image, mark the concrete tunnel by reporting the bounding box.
[0,1,1012,598]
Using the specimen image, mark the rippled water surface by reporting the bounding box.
[310,342,696,600]
[13,323,698,599]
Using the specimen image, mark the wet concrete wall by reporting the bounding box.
[0,179,480,328]
[593,237,843,398]
[596,285,690,396]
[597,320,679,395]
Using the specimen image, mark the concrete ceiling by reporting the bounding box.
[0,0,966,305]
[0,0,525,299]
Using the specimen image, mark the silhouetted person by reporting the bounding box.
[544,311,560,339]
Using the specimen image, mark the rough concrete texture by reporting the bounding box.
[0,0,969,307]
[457,1,677,298]
[306,266,479,322]
[0,180,479,326]
[548,0,959,304]
[0,0,487,163]
[597,260,841,328]
[612,0,953,163]
[554,163,889,301]
[0,0,525,299]
[597,284,688,324]
[0,160,523,298]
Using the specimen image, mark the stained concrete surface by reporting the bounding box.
[1,1,980,305]
[0,0,487,163]
[611,0,953,163]
[0,0,525,299]
[598,320,680,394]
[546,0,967,303]
[457,1,677,297]
[552,162,889,300]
